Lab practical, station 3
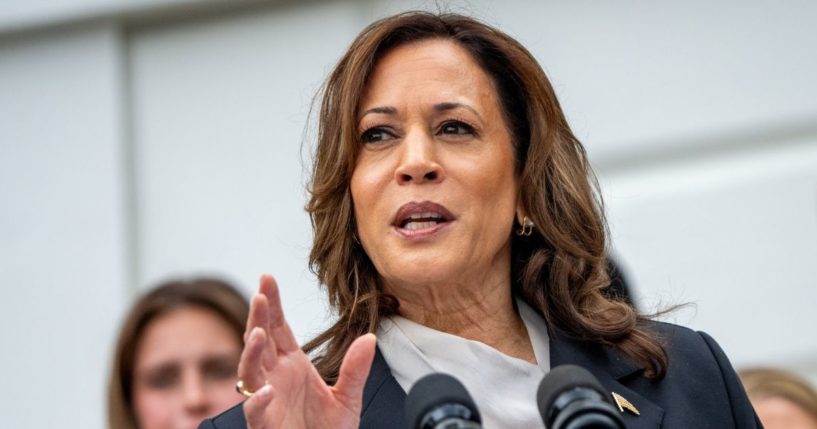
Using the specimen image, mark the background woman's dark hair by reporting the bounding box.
[107,278,249,429]
[304,11,667,382]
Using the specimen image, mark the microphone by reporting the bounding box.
[537,365,626,429]
[405,373,482,429]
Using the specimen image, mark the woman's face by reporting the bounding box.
[351,39,520,296]
[752,397,817,429]
[132,307,243,429]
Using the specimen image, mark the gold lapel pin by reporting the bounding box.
[611,392,640,416]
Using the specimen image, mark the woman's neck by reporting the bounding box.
[389,275,536,364]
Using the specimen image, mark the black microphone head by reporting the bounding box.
[537,365,624,429]
[537,365,607,414]
[405,373,481,429]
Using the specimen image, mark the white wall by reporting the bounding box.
[0,23,129,427]
[129,0,368,340]
[2,0,816,427]
[604,141,817,368]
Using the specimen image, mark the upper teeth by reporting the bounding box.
[405,221,437,230]
[408,212,442,220]
[402,212,445,230]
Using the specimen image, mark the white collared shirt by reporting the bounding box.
[376,298,550,429]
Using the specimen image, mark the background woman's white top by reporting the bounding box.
[377,299,551,429]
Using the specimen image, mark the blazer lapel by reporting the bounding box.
[359,334,666,429]
[359,347,407,429]
[549,331,664,429]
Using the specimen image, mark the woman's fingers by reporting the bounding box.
[244,294,270,343]
[258,274,300,353]
[332,333,377,407]
[244,384,274,429]
[238,327,274,392]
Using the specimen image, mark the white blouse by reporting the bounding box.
[376,299,550,429]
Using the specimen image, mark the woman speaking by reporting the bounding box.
[200,11,761,429]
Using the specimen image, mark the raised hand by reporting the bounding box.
[238,274,376,429]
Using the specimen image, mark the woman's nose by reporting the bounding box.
[394,129,444,185]
[181,375,210,415]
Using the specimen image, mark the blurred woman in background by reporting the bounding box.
[740,368,817,429]
[108,278,249,429]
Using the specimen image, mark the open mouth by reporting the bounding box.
[393,202,454,232]
[400,212,448,230]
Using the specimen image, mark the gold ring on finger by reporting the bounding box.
[235,379,255,398]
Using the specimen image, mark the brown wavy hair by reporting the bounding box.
[107,278,249,429]
[303,11,667,382]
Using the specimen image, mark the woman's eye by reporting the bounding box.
[144,368,179,390]
[202,359,237,381]
[439,121,475,136]
[360,127,394,143]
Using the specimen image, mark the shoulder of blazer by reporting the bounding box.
[656,322,762,428]
[549,320,762,429]
[697,330,764,428]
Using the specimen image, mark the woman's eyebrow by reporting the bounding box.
[359,103,482,121]
[141,361,179,377]
[359,105,397,119]
[433,102,483,121]
[200,353,239,366]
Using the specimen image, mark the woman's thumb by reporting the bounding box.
[332,333,377,407]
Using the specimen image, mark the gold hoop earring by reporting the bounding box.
[516,216,534,236]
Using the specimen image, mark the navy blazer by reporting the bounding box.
[199,321,762,429]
